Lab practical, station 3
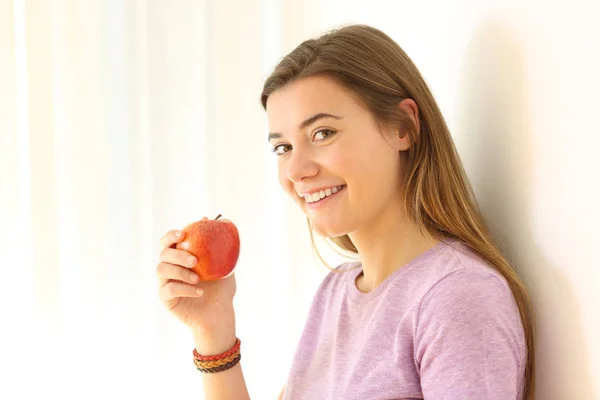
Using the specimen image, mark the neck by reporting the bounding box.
[348,199,440,293]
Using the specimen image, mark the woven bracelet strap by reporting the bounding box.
[194,349,240,369]
[192,337,242,374]
[193,338,241,361]
[196,354,241,374]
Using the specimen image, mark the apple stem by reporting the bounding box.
[215,214,222,220]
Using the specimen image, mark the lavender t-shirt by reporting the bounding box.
[283,238,526,400]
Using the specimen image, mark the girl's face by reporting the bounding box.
[266,75,411,238]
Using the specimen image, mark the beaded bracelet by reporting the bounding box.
[192,337,242,374]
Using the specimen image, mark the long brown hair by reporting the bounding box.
[260,24,535,399]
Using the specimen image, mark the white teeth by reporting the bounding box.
[304,185,344,203]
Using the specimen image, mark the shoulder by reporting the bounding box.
[420,239,517,310]
[313,261,359,294]
[415,239,526,355]
[297,261,359,332]
[408,238,508,286]
[379,238,517,313]
[413,240,527,398]
[305,261,359,310]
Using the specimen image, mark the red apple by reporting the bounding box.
[176,214,240,281]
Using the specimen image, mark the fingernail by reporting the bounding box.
[181,241,190,250]
[187,256,197,266]
[175,231,182,237]
[189,272,199,283]
[196,288,204,296]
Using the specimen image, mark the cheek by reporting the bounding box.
[339,145,376,180]
[321,150,354,176]
[350,147,401,191]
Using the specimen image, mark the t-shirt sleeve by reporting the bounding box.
[414,269,526,400]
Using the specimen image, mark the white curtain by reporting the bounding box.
[0,1,342,398]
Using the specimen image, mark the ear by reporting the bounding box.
[396,98,420,151]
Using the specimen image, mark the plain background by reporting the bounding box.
[0,0,598,399]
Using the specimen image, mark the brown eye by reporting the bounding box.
[313,129,335,141]
[272,144,292,155]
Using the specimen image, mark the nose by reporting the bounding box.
[286,147,319,183]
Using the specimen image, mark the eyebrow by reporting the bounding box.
[267,112,343,142]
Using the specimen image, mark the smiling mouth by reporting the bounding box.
[304,184,346,205]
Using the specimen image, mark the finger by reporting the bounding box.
[160,281,204,303]
[156,262,199,286]
[159,247,198,269]
[159,229,185,249]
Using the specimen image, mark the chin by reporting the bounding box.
[309,217,351,239]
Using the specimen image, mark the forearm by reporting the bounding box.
[193,326,250,400]
[201,361,250,399]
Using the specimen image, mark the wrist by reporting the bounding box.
[193,329,237,356]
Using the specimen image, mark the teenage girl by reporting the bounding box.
[155,24,535,400]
